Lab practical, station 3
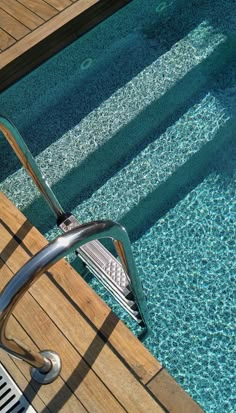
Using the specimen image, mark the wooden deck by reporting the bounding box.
[0,0,131,91]
[0,192,204,412]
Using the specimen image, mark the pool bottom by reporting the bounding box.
[133,144,235,413]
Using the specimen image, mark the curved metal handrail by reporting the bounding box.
[0,220,148,384]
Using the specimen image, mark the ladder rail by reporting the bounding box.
[0,115,65,220]
[0,114,149,333]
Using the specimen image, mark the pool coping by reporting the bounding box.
[0,0,131,92]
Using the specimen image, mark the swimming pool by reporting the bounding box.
[0,1,235,412]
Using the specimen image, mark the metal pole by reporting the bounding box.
[0,115,65,220]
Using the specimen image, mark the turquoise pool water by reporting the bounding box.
[0,1,235,412]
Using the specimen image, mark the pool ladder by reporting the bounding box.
[0,115,149,335]
[0,219,146,383]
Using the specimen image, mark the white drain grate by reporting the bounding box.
[0,363,37,412]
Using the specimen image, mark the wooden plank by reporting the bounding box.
[45,0,73,12]
[0,28,16,50]
[0,260,127,413]
[0,192,161,384]
[147,369,204,413]
[0,8,30,40]
[17,0,58,20]
[0,0,100,68]
[0,192,163,412]
[1,0,44,30]
[0,0,132,91]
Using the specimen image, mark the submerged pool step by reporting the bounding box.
[68,90,230,238]
[0,0,209,134]
[0,18,231,231]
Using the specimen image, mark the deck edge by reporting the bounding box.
[0,0,131,92]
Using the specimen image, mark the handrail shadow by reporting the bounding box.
[0,219,33,270]
[19,311,119,413]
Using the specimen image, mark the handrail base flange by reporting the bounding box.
[30,350,62,384]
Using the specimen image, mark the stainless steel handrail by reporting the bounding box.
[0,115,65,219]
[0,220,148,384]
[0,114,149,338]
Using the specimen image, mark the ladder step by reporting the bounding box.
[59,215,144,325]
